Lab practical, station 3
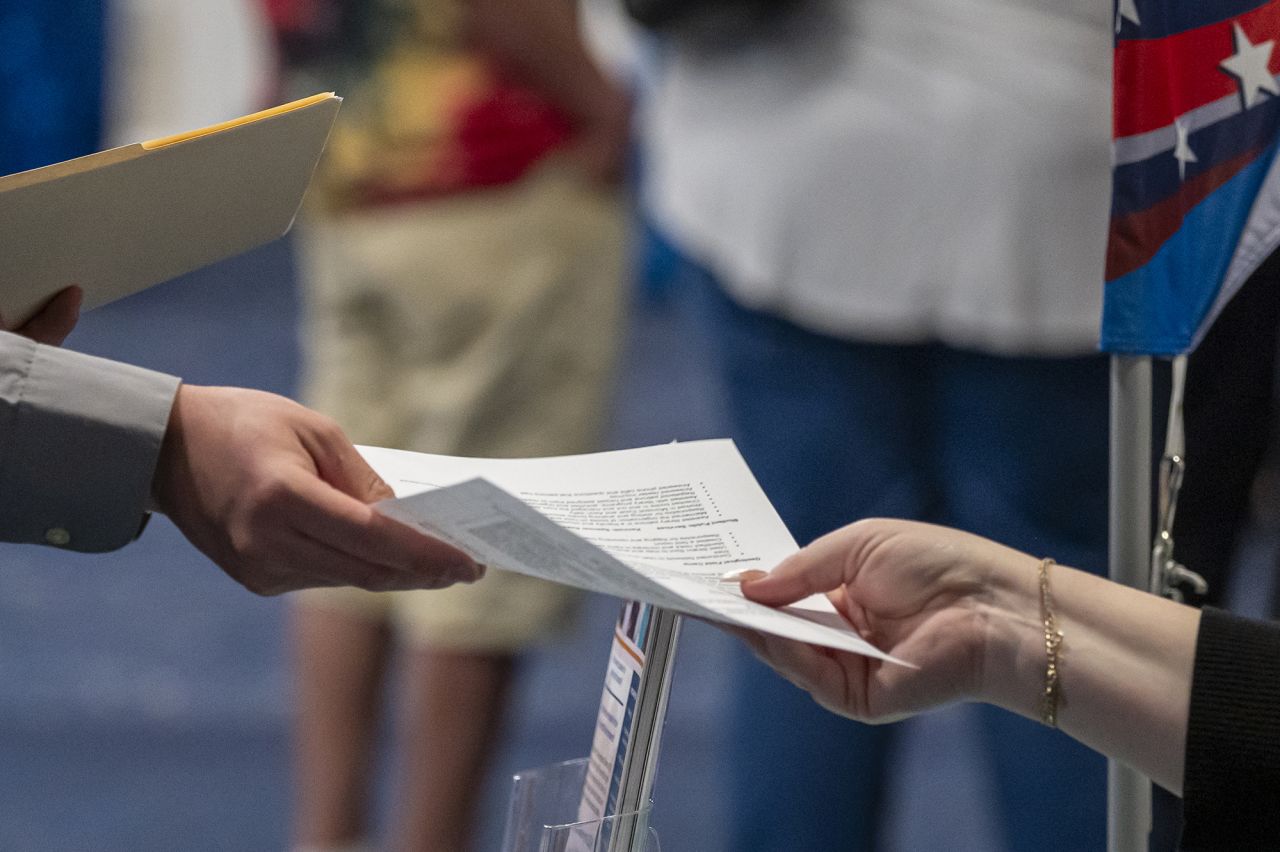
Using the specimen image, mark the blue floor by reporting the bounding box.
[3,239,1269,850]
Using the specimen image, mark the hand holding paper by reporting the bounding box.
[152,386,482,596]
[735,518,1200,798]
[734,519,1022,723]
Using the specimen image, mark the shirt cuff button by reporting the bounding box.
[44,527,71,547]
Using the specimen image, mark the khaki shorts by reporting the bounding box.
[294,162,625,650]
[295,572,582,652]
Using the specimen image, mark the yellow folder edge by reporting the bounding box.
[141,92,337,150]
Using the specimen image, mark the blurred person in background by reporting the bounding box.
[264,2,631,850]
[634,0,1112,848]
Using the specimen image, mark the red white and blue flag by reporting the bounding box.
[1104,0,1280,354]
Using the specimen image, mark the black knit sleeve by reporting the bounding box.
[1180,607,1280,849]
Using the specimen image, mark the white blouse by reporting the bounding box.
[641,0,1113,356]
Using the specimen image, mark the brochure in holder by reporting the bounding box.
[501,601,678,852]
[500,757,659,852]
[575,601,680,852]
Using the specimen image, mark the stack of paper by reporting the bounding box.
[364,439,899,663]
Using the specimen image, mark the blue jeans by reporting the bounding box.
[677,255,1110,851]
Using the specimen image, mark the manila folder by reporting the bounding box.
[0,92,341,326]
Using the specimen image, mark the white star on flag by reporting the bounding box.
[1173,119,1198,181]
[1116,0,1140,32]
[1220,22,1280,109]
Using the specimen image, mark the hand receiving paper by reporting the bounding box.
[734,519,1036,724]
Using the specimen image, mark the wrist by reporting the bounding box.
[977,550,1052,719]
[151,384,191,514]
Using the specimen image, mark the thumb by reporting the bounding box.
[309,424,396,503]
[16,286,82,346]
[354,463,396,503]
[335,447,396,503]
[741,532,858,607]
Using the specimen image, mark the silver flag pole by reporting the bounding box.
[1108,354,1153,852]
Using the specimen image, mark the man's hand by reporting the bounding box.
[151,385,483,595]
[0,286,82,345]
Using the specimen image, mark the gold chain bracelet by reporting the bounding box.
[1039,557,1064,727]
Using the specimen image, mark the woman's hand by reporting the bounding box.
[736,518,1200,793]
[737,518,1041,723]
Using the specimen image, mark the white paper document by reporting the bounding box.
[362,439,901,664]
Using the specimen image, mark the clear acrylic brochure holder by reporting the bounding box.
[499,757,660,852]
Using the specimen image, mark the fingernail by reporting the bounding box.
[721,568,768,583]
